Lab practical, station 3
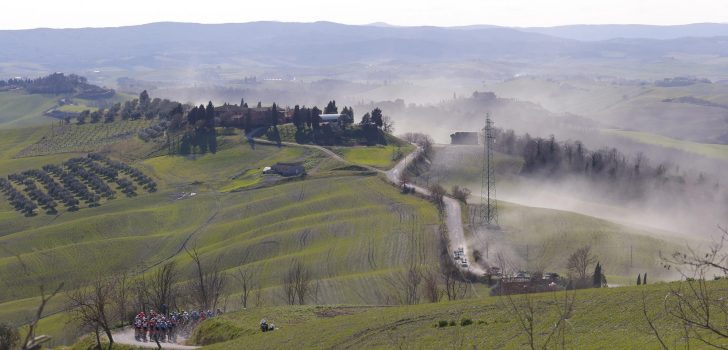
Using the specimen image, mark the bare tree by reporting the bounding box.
[644,226,728,349]
[20,282,63,350]
[186,246,227,310]
[428,183,446,210]
[67,277,117,350]
[236,267,257,309]
[505,288,576,350]
[114,272,130,327]
[149,262,178,313]
[566,245,596,281]
[385,265,423,305]
[131,278,150,315]
[422,269,442,303]
[442,268,467,301]
[282,260,312,305]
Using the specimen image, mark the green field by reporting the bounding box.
[416,144,694,281]
[332,144,415,169]
[0,91,58,127]
[56,104,99,113]
[604,128,728,161]
[15,119,156,157]
[0,125,440,347]
[466,201,685,281]
[189,280,728,349]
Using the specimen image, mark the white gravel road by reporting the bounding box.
[112,327,199,349]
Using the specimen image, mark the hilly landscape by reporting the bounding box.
[0,14,727,350]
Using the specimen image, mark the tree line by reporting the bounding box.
[0,72,111,96]
[492,128,720,200]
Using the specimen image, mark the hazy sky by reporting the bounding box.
[3,0,727,29]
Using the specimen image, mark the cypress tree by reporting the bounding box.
[244,109,253,134]
[293,105,302,130]
[209,130,218,154]
[643,273,647,285]
[593,262,602,288]
[637,274,642,285]
[270,103,278,126]
[206,101,215,128]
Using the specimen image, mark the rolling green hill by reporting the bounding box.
[0,91,58,128]
[0,127,439,347]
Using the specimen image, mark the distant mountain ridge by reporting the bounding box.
[1,21,727,74]
[517,23,728,41]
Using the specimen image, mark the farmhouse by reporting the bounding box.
[266,162,306,177]
[216,105,290,128]
[450,132,479,145]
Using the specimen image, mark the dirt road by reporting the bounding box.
[253,138,482,275]
[385,146,485,275]
[112,327,199,349]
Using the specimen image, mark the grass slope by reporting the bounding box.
[332,144,415,169]
[0,91,58,128]
[604,129,728,161]
[0,130,439,347]
[193,280,728,349]
[416,144,691,282]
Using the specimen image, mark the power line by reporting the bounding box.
[480,113,499,227]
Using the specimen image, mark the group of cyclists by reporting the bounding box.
[132,309,221,343]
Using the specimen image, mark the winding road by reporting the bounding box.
[384,146,485,275]
[253,138,480,275]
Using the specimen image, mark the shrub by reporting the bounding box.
[460,318,473,326]
[448,320,456,327]
[0,322,19,350]
[437,320,449,328]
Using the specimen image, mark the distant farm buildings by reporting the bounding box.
[450,132,479,145]
[264,162,306,177]
[215,104,291,128]
[319,113,342,123]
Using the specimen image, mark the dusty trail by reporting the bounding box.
[385,147,485,275]
[253,138,481,276]
[112,327,199,349]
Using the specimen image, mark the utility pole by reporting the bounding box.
[480,113,498,227]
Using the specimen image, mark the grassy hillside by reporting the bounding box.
[420,145,524,190]
[0,91,58,128]
[488,77,728,144]
[415,144,692,283]
[332,144,415,169]
[0,127,440,347]
[604,129,728,161]
[467,201,685,283]
[192,280,728,349]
